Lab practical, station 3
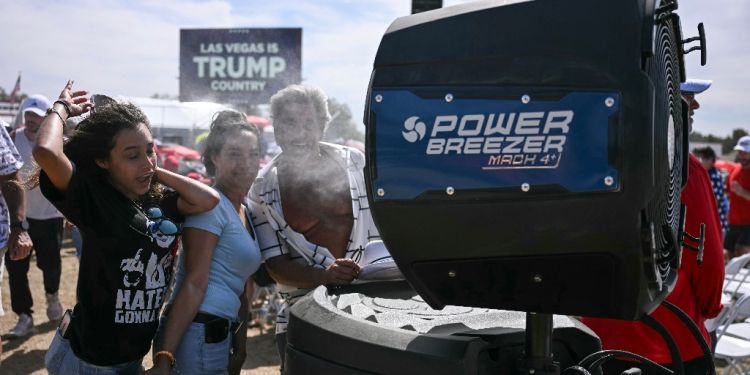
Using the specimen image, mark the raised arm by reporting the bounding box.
[144,227,218,375]
[154,168,219,216]
[32,80,93,191]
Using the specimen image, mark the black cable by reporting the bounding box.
[564,366,592,375]
[589,354,618,371]
[640,315,684,375]
[661,301,716,375]
[563,365,592,375]
[578,350,673,375]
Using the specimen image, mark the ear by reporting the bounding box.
[95,158,110,170]
[211,154,220,171]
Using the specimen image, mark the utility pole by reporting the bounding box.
[412,0,442,14]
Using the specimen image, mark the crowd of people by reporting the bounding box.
[0,80,383,375]
[0,75,743,375]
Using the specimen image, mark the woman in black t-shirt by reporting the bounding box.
[34,80,220,374]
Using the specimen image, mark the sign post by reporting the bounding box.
[412,0,442,14]
[179,28,302,104]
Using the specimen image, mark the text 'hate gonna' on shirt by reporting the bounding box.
[40,163,184,366]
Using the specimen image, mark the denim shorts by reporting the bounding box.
[152,315,233,375]
[45,328,145,375]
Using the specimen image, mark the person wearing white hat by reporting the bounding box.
[6,94,66,338]
[680,78,711,133]
[725,133,750,259]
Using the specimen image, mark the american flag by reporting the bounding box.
[9,73,20,103]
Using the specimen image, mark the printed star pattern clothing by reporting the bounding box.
[248,143,381,333]
[0,126,23,249]
[40,163,184,366]
[707,167,729,233]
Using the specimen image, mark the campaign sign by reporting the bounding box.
[180,28,302,104]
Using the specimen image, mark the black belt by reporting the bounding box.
[162,305,241,332]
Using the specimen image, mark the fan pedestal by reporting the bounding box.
[516,313,561,375]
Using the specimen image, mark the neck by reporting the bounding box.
[24,128,36,142]
[106,176,139,200]
[213,181,247,210]
[280,149,324,171]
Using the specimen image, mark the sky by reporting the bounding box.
[1,0,748,137]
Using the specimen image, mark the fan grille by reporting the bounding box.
[644,6,685,285]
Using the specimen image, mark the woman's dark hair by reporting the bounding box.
[29,101,163,205]
[202,110,261,177]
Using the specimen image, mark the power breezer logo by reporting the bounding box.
[402,111,573,170]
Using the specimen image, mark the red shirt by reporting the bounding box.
[582,155,725,363]
[727,164,750,225]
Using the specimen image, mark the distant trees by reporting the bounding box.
[324,98,364,142]
[690,128,749,155]
[0,86,27,102]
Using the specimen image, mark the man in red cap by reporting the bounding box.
[582,78,725,375]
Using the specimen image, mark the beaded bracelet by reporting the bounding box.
[153,350,176,370]
[53,100,72,117]
[46,107,66,127]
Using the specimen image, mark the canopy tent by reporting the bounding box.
[129,97,232,130]
[127,97,233,147]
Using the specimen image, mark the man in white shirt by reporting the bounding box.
[6,95,65,337]
[249,85,383,371]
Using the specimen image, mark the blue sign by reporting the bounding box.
[180,28,301,104]
[371,89,620,200]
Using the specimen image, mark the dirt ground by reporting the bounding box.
[0,237,280,374]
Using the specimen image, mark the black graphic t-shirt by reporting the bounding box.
[40,163,184,366]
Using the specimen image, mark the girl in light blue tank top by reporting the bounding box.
[148,111,262,375]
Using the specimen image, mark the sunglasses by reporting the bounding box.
[145,206,180,236]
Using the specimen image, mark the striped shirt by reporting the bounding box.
[248,142,381,333]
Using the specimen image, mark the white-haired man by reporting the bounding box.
[249,85,386,371]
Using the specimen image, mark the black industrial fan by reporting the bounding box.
[281,1,713,374]
[364,0,690,323]
[642,4,686,296]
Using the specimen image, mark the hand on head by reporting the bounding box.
[322,258,363,286]
[58,79,94,117]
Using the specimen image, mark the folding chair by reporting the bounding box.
[724,255,750,298]
[707,295,735,334]
[726,254,750,281]
[715,294,750,375]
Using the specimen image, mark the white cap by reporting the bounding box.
[21,94,52,117]
[734,136,750,152]
[680,79,712,94]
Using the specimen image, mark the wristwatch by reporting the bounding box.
[10,220,29,230]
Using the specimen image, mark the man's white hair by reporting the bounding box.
[269,85,333,132]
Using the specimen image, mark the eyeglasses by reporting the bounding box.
[682,92,695,103]
[145,206,180,236]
